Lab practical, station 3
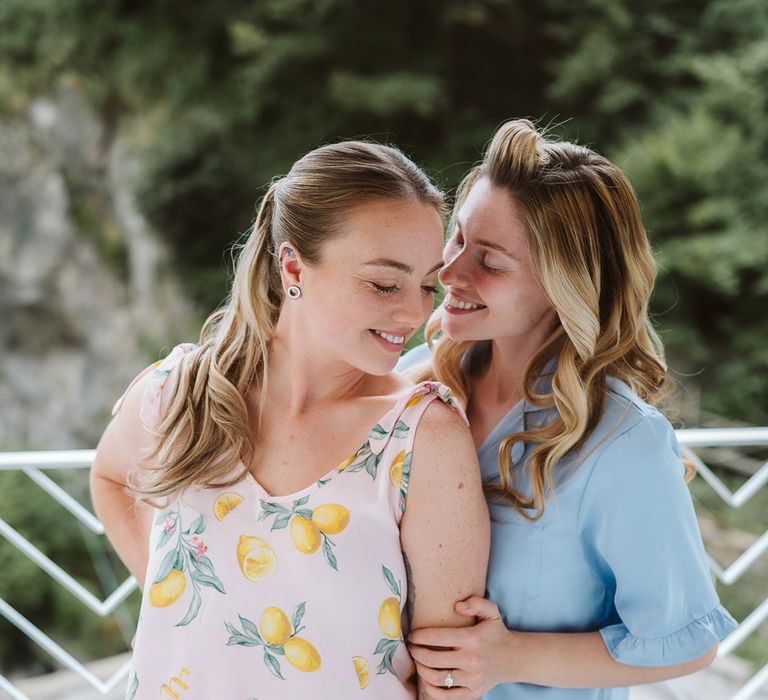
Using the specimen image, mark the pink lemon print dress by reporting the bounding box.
[111,343,466,700]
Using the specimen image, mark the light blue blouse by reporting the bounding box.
[397,344,737,700]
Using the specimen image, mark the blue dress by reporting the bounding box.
[397,344,737,700]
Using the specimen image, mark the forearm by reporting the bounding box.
[91,475,151,589]
[504,630,716,688]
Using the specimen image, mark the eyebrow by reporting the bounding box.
[476,239,515,256]
[456,221,514,257]
[363,258,443,275]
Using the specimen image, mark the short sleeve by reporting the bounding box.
[111,343,196,432]
[578,410,738,666]
[395,342,432,373]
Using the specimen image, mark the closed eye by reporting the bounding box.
[371,283,400,295]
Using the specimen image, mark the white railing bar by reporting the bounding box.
[707,529,768,585]
[0,428,760,470]
[0,675,30,700]
[22,467,104,534]
[0,450,95,469]
[0,519,137,615]
[731,660,768,700]
[719,597,768,656]
[0,599,131,694]
[676,428,768,447]
[682,448,768,508]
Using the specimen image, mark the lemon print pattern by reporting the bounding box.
[225,601,321,679]
[120,344,465,698]
[389,450,412,515]
[237,535,278,581]
[373,565,404,676]
[213,492,244,521]
[338,419,411,482]
[149,569,186,608]
[259,496,350,570]
[352,656,369,689]
[149,509,225,626]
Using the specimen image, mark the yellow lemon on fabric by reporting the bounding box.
[311,504,350,535]
[149,569,186,607]
[237,535,277,581]
[258,607,291,645]
[336,454,356,471]
[378,597,401,639]
[284,637,322,672]
[214,492,244,520]
[405,394,423,408]
[390,450,405,489]
[352,656,369,689]
[290,516,321,554]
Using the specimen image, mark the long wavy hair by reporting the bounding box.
[413,119,685,520]
[131,141,444,502]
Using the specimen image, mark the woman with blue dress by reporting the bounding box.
[397,119,737,699]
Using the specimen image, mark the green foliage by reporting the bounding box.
[0,0,766,672]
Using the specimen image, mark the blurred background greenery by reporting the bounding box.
[0,0,766,682]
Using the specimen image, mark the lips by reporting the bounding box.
[444,292,486,311]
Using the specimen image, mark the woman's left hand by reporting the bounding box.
[407,595,514,698]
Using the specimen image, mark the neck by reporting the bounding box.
[262,313,369,416]
[473,318,557,406]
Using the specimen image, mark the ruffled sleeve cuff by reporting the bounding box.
[599,604,738,667]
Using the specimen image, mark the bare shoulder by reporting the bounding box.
[411,397,478,477]
[414,396,473,447]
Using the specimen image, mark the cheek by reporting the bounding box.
[309,281,384,330]
[486,275,552,319]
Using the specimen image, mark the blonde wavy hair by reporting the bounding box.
[131,141,443,503]
[413,119,687,520]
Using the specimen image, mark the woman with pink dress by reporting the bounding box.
[91,140,490,699]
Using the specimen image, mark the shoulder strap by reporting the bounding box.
[371,381,468,520]
[111,343,196,432]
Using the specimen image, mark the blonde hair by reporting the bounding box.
[415,119,685,520]
[132,141,443,502]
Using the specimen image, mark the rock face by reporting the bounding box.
[0,86,199,450]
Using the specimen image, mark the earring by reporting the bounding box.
[287,284,302,299]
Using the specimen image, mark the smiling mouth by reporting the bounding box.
[444,293,486,311]
[369,329,406,347]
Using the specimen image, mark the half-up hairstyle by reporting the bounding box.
[131,141,443,502]
[417,119,678,520]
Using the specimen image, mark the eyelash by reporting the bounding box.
[450,235,500,274]
[479,259,501,274]
[371,283,438,295]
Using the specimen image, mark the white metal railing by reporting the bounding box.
[0,451,135,699]
[0,430,766,699]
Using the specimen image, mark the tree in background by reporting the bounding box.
[1,0,766,675]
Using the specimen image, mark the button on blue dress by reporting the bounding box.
[397,344,737,699]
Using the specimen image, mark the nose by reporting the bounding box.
[392,285,430,329]
[439,245,470,288]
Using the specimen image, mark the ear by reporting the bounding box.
[277,242,304,288]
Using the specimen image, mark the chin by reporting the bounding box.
[361,360,397,377]
[441,317,482,342]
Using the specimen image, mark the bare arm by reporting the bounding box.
[89,369,155,590]
[409,598,718,697]
[400,400,490,698]
[507,630,718,688]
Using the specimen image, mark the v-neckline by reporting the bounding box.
[241,383,420,502]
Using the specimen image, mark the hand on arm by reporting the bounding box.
[410,615,717,697]
[409,414,726,696]
[400,400,490,699]
[89,369,156,589]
